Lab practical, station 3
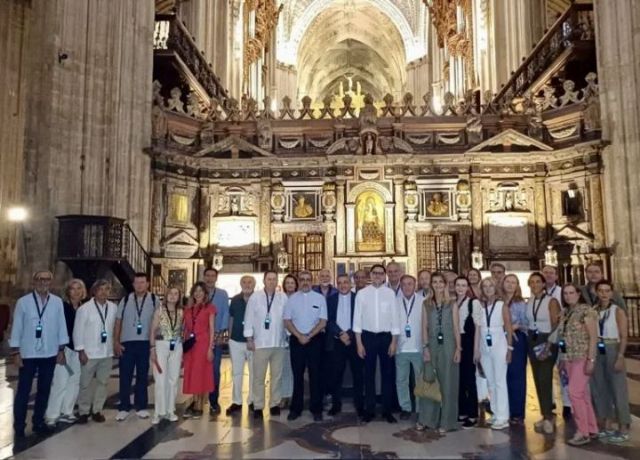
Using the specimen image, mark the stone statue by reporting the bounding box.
[365,133,374,155]
[167,87,185,113]
[559,80,581,107]
[357,196,384,251]
[186,92,205,119]
[152,80,165,108]
[583,72,601,131]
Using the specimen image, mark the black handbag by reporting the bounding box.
[182,335,196,353]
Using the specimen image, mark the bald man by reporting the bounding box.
[313,269,338,298]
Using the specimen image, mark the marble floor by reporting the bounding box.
[1,353,640,460]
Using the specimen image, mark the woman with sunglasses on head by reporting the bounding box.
[182,282,216,419]
[473,277,513,430]
[453,276,480,428]
[557,283,598,445]
[590,280,631,443]
[280,274,298,409]
[417,273,461,433]
[526,272,561,435]
[150,286,184,424]
[501,274,528,425]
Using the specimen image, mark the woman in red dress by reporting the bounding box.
[182,281,216,419]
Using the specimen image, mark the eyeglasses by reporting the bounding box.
[371,271,385,275]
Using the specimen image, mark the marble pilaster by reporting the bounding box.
[394,179,406,255]
[335,180,346,255]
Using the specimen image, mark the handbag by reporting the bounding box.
[182,335,196,353]
[414,362,441,402]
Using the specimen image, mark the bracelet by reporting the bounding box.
[507,346,514,351]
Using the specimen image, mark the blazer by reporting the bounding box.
[325,291,356,351]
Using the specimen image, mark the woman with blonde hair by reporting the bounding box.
[473,277,513,430]
[45,278,87,425]
[417,273,461,432]
[150,286,184,424]
[501,274,528,425]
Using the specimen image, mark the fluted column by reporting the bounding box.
[335,180,346,255]
[595,0,640,293]
[260,180,272,256]
[534,174,548,250]
[470,177,483,249]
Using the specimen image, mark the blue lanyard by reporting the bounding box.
[402,295,415,323]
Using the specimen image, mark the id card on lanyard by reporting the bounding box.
[484,301,496,347]
[32,292,50,339]
[133,293,148,335]
[402,295,415,338]
[94,300,109,343]
[264,291,274,329]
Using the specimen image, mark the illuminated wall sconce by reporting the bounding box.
[544,245,558,267]
[471,246,484,270]
[7,206,28,222]
[212,248,224,271]
[277,247,289,273]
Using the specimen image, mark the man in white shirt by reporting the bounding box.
[244,271,288,420]
[10,270,68,438]
[394,275,424,420]
[284,270,327,421]
[354,264,401,423]
[385,262,404,296]
[74,279,118,424]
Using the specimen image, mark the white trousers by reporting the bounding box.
[480,328,510,423]
[281,347,293,398]
[153,340,183,416]
[45,348,81,420]
[229,339,254,405]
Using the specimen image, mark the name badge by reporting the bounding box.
[437,332,444,344]
[35,324,43,339]
[169,339,176,351]
[264,317,271,330]
[404,324,411,338]
[485,334,493,347]
[597,340,606,355]
[101,331,108,343]
[136,321,143,335]
[558,339,567,354]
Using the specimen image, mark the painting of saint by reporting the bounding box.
[168,193,189,223]
[356,191,385,252]
[293,194,314,218]
[426,192,449,217]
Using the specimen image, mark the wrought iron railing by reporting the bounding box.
[153,14,229,104]
[488,1,594,110]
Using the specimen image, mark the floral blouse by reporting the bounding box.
[558,303,597,360]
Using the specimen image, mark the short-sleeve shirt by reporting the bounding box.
[559,304,597,360]
[229,294,249,342]
[283,290,327,335]
[117,293,158,342]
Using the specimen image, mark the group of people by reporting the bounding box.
[8,262,631,447]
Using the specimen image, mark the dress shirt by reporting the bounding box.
[337,293,353,332]
[10,292,68,359]
[386,282,402,297]
[396,292,424,353]
[73,298,118,359]
[243,289,288,349]
[353,284,401,335]
[208,287,230,332]
[117,292,158,342]
[284,290,327,334]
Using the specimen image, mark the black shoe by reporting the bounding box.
[92,413,105,423]
[77,414,89,425]
[383,413,397,424]
[192,410,203,420]
[270,406,281,416]
[33,424,54,435]
[209,404,221,416]
[248,403,254,411]
[226,404,242,415]
[462,418,476,429]
[313,413,323,422]
[361,412,374,423]
[287,411,301,421]
[328,406,341,416]
[399,411,411,421]
[563,406,572,419]
[14,430,25,439]
[253,409,263,419]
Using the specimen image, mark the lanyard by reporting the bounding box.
[265,291,275,315]
[166,306,179,336]
[562,308,575,335]
[598,306,611,337]
[191,304,204,333]
[402,295,415,323]
[209,288,217,304]
[94,299,108,331]
[484,301,496,328]
[32,292,50,325]
[532,294,546,324]
[546,285,557,297]
[134,293,148,321]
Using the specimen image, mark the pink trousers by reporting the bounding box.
[565,358,598,436]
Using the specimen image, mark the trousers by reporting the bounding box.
[361,331,394,415]
[480,329,509,423]
[78,357,112,415]
[252,347,285,410]
[13,356,57,431]
[118,340,150,411]
[565,358,598,436]
[45,348,81,420]
[228,339,254,405]
[153,340,183,416]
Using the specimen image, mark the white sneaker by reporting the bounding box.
[45,418,57,427]
[542,419,555,434]
[167,413,178,422]
[136,410,150,419]
[116,410,130,421]
[151,414,162,425]
[59,414,77,424]
[491,420,509,430]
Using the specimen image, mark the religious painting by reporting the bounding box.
[355,190,385,252]
[168,193,189,223]
[425,191,450,218]
[215,219,256,247]
[291,193,317,220]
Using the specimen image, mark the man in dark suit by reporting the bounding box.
[325,274,364,416]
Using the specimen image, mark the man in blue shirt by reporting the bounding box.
[203,267,229,416]
[10,270,69,438]
[312,268,338,298]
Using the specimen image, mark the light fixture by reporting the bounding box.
[471,246,484,270]
[212,248,224,271]
[277,247,289,273]
[8,206,28,222]
[544,245,558,267]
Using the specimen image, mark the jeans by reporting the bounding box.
[395,352,422,412]
[118,341,150,411]
[208,345,224,407]
[13,356,57,432]
[507,330,528,419]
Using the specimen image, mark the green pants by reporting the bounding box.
[417,350,459,430]
[528,332,556,418]
[395,352,422,412]
[590,343,631,425]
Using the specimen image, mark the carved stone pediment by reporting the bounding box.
[194,135,273,159]
[467,128,553,153]
[551,224,594,242]
[162,230,199,258]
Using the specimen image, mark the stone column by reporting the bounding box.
[150,178,164,255]
[394,179,406,255]
[595,0,640,293]
[470,177,483,249]
[588,169,606,251]
[260,179,272,255]
[335,180,346,255]
[198,184,211,251]
[534,174,548,250]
